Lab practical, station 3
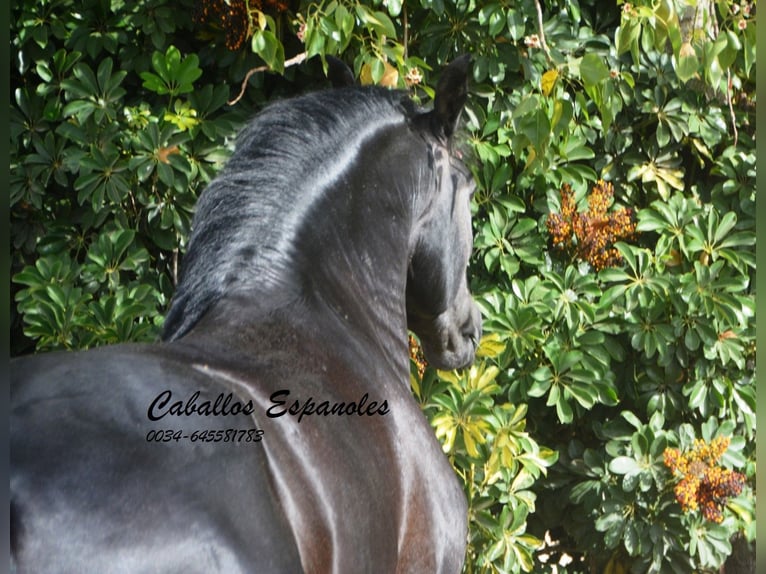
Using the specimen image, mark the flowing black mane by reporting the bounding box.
[163,87,417,341]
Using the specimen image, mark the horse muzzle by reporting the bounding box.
[417,300,482,371]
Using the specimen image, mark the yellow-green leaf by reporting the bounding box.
[477,332,506,358]
[541,69,558,96]
[472,364,500,393]
[676,41,699,83]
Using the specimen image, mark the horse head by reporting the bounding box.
[405,55,482,370]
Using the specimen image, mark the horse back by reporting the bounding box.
[10,345,304,573]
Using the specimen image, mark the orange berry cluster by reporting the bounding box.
[194,0,289,51]
[546,181,638,271]
[663,437,746,523]
[408,334,427,379]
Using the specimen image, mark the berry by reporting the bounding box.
[546,181,638,271]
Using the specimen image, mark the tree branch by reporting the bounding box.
[228,52,308,106]
[403,2,409,61]
[534,0,553,62]
[726,69,739,146]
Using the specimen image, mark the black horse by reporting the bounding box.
[10,56,481,573]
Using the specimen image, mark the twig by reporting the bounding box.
[172,248,178,286]
[402,2,409,61]
[228,51,308,106]
[534,0,553,62]
[726,69,738,146]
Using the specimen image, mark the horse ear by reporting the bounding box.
[326,56,356,88]
[432,54,472,139]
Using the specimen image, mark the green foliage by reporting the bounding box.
[411,339,558,572]
[447,0,754,570]
[10,0,265,353]
[140,45,203,96]
[12,0,755,571]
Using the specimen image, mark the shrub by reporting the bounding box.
[11,0,756,571]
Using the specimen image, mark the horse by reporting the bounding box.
[10,55,481,573]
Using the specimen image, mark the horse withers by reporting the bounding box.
[11,56,481,573]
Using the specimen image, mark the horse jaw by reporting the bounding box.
[416,298,482,371]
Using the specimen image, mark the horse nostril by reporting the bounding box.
[461,321,479,349]
[462,306,482,351]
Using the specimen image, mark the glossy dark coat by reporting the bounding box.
[11,56,481,573]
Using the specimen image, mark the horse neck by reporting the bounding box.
[289,151,415,376]
[187,129,420,379]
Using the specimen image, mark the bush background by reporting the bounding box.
[10,0,756,572]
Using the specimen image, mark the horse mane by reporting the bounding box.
[162,86,417,341]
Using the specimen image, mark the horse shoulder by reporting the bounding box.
[10,345,305,573]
